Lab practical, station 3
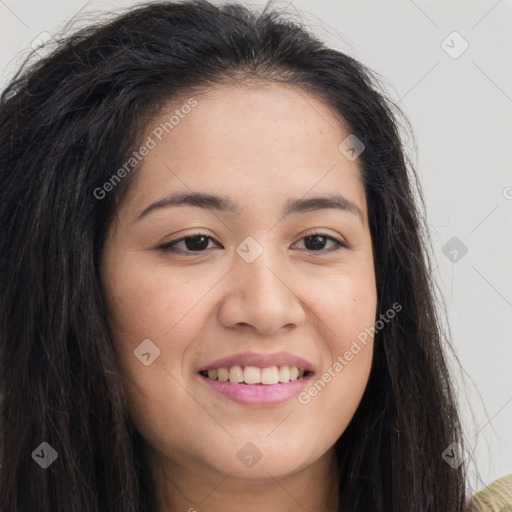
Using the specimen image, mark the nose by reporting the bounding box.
[217,244,306,335]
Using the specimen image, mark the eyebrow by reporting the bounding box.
[134,191,364,223]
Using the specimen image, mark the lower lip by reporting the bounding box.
[199,374,314,406]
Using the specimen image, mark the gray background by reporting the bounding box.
[1,0,511,493]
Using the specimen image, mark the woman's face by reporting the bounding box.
[101,83,377,486]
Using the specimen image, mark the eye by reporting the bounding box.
[292,232,347,252]
[157,231,346,254]
[158,233,220,254]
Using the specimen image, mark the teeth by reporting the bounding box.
[260,367,279,385]
[203,365,306,384]
[279,365,290,382]
[244,366,261,384]
[217,368,229,382]
[229,365,244,383]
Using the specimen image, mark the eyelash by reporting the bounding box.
[157,231,347,255]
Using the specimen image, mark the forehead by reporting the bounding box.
[121,82,366,220]
[153,81,349,150]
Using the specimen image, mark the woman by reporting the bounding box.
[0,1,510,511]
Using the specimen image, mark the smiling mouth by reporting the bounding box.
[198,365,313,385]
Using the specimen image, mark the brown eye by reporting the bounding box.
[159,234,219,254]
[158,231,346,255]
[293,233,346,252]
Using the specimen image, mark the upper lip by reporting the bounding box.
[198,351,314,373]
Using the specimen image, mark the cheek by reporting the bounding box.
[298,265,376,419]
[101,255,200,442]
[101,251,220,413]
[301,260,377,349]
[102,251,211,343]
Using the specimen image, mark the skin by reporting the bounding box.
[100,82,378,512]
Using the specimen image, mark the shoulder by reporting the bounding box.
[469,474,512,512]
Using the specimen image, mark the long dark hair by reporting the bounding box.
[0,1,467,510]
